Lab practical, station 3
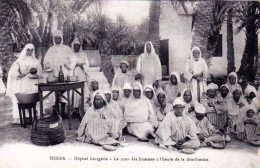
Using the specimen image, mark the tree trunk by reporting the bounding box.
[226,10,235,74]
[237,25,258,82]
[99,41,114,85]
[192,1,214,64]
[38,14,44,38]
[146,0,160,54]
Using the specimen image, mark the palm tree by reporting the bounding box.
[236,1,260,82]
[0,0,33,82]
[192,1,235,65]
[227,9,235,73]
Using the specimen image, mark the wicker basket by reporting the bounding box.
[31,113,66,146]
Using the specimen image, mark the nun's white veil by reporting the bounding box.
[6,44,35,97]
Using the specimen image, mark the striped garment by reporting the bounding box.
[155,112,200,149]
[201,95,227,129]
[190,113,225,146]
[226,114,238,134]
[77,104,122,145]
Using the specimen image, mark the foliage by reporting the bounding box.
[234,1,260,82]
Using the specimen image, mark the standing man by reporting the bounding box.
[44,30,76,77]
[135,41,162,88]
[44,30,76,117]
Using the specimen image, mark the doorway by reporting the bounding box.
[159,39,169,76]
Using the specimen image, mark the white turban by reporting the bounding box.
[206,83,218,91]
[120,60,130,67]
[173,97,185,107]
[194,102,206,114]
[103,87,111,95]
[123,83,132,90]
[53,30,63,37]
[144,85,154,92]
[244,84,257,97]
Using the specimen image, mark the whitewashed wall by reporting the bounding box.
[160,5,193,75]
[209,21,245,77]
[160,5,245,77]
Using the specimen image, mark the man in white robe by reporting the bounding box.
[155,98,200,152]
[184,46,208,102]
[71,38,89,109]
[112,61,134,89]
[135,41,162,87]
[190,102,226,147]
[43,30,76,117]
[164,71,186,104]
[124,82,158,141]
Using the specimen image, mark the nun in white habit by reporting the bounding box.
[6,44,42,123]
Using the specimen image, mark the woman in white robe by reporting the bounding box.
[6,44,42,123]
[77,90,125,150]
[184,46,208,102]
[124,82,158,141]
[135,41,162,87]
[70,38,89,109]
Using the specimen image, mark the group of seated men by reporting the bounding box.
[76,60,260,153]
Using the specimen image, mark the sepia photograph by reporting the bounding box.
[0,0,259,168]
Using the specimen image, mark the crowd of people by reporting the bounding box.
[3,30,260,153]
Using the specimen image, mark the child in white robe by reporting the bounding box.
[237,105,260,143]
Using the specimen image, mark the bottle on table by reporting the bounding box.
[58,65,64,83]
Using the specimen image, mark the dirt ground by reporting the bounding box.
[0,94,259,168]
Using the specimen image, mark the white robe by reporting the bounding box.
[136,41,162,86]
[184,47,208,102]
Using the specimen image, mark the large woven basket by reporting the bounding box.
[31,113,66,146]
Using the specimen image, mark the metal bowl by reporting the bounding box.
[15,92,39,104]
[67,76,78,82]
[46,77,59,83]
[29,68,38,75]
